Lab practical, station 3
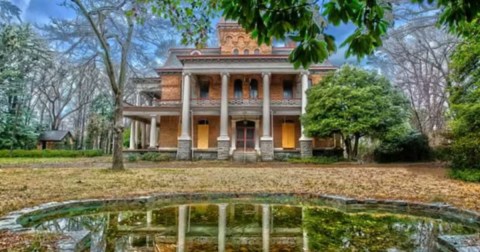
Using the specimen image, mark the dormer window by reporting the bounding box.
[254,48,260,54]
[233,48,239,55]
[244,49,249,55]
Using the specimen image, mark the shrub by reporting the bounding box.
[140,152,171,162]
[0,149,104,158]
[432,146,452,162]
[449,135,480,170]
[449,169,480,182]
[374,131,432,163]
[289,156,343,164]
[126,154,139,162]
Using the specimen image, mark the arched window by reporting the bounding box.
[190,50,202,56]
[233,48,239,55]
[234,79,243,99]
[244,49,249,55]
[254,48,260,55]
[249,79,258,99]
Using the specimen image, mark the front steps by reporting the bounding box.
[232,151,258,163]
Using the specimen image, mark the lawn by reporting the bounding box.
[0,158,479,218]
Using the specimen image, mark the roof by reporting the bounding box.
[38,130,72,142]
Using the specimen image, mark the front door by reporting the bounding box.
[236,121,255,150]
[197,122,209,149]
[282,122,295,149]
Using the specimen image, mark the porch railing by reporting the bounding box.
[151,98,301,107]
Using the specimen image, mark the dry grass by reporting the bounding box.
[0,159,479,218]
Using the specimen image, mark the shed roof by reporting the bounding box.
[38,130,72,142]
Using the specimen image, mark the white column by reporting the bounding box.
[218,204,227,252]
[255,119,260,151]
[302,207,309,252]
[262,204,270,252]
[149,116,157,149]
[300,71,311,140]
[147,210,152,228]
[180,72,191,139]
[219,72,230,140]
[129,120,136,150]
[261,72,271,138]
[177,205,187,252]
[141,122,146,149]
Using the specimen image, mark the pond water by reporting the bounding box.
[26,201,478,252]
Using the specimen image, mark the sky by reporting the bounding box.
[11,0,357,66]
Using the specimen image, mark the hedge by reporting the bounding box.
[0,149,104,158]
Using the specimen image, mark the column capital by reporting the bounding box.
[220,72,230,78]
[182,71,192,77]
[300,70,310,77]
[261,72,271,78]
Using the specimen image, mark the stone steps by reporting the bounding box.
[233,151,258,163]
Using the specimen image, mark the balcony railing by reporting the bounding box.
[151,98,301,107]
[153,99,181,106]
[229,99,263,106]
[271,98,301,106]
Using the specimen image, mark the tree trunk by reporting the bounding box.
[353,134,360,160]
[111,92,124,170]
[344,137,352,161]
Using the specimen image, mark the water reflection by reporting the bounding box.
[35,203,477,252]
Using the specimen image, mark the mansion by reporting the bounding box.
[124,20,340,161]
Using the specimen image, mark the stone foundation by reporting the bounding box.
[260,137,274,161]
[177,139,192,160]
[274,150,301,161]
[300,139,313,158]
[193,150,217,160]
[217,139,230,160]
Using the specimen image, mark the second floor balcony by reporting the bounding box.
[152,98,301,108]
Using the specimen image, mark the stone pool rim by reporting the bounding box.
[1,192,480,233]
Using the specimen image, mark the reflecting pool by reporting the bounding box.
[29,202,478,252]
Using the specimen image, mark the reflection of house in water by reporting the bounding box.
[114,204,308,252]
[35,204,308,251]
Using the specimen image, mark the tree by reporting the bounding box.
[0,23,51,150]
[302,66,409,160]
[373,25,458,140]
[448,22,480,169]
[67,0,135,170]
[142,0,480,68]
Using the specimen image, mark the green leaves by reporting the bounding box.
[303,65,409,143]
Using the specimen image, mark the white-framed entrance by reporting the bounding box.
[230,116,260,154]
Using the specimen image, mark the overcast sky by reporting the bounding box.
[12,0,357,66]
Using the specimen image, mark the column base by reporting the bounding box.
[300,138,313,158]
[217,137,230,160]
[177,138,192,160]
[260,137,274,161]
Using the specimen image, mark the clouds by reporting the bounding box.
[12,0,73,24]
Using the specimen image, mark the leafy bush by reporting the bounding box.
[449,169,480,182]
[288,156,343,164]
[0,149,104,158]
[126,154,139,162]
[449,135,480,170]
[432,146,452,162]
[374,131,432,163]
[140,152,171,162]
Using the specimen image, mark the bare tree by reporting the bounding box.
[37,59,98,130]
[371,3,458,143]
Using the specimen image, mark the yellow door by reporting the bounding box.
[197,124,209,149]
[282,123,295,149]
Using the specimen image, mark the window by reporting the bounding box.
[283,80,293,99]
[244,49,249,55]
[199,81,209,99]
[233,48,239,55]
[254,48,260,54]
[249,79,258,99]
[234,79,243,99]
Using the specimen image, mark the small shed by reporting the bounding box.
[38,130,74,150]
